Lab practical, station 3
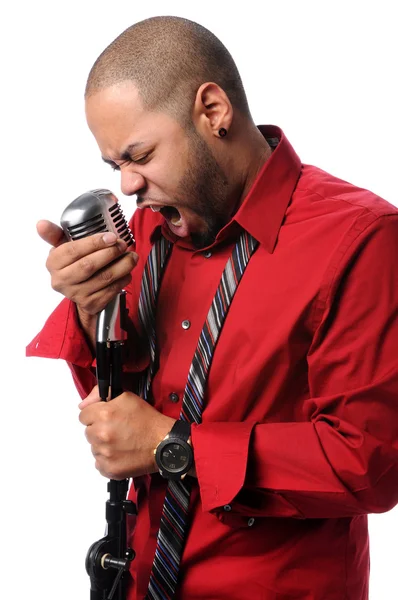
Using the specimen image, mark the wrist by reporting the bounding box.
[76,305,97,352]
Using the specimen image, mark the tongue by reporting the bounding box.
[167,214,189,237]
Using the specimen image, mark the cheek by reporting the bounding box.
[148,156,188,197]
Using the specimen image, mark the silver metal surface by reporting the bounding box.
[60,188,134,245]
[96,293,127,343]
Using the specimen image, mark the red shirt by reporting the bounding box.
[27,126,398,600]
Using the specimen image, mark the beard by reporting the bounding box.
[176,130,231,249]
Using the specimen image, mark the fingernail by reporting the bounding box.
[102,232,117,245]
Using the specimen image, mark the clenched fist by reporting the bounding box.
[79,386,176,480]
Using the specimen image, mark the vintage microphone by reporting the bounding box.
[61,189,136,600]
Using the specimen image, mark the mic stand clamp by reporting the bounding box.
[86,479,136,600]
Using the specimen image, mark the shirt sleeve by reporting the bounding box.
[26,293,149,400]
[192,214,398,519]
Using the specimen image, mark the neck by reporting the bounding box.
[242,125,272,197]
[227,121,272,218]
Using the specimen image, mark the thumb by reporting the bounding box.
[36,219,66,248]
[78,384,109,409]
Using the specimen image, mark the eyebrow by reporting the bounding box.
[101,142,146,166]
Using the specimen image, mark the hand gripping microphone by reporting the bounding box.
[60,189,136,600]
[60,189,134,400]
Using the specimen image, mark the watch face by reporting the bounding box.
[160,442,190,473]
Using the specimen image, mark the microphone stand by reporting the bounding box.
[86,291,136,600]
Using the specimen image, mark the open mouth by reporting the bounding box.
[151,204,182,226]
[147,203,189,237]
[160,206,182,226]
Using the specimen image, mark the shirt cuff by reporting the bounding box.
[26,298,93,367]
[191,421,256,512]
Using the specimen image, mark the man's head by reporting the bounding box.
[85,16,267,248]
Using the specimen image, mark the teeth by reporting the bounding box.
[150,205,162,212]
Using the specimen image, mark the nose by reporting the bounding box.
[120,169,146,196]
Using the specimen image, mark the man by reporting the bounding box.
[27,15,398,600]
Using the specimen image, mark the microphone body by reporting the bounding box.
[60,189,134,398]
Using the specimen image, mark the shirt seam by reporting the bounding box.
[309,211,392,333]
[297,184,398,218]
[58,300,75,359]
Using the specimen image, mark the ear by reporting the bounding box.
[192,82,233,138]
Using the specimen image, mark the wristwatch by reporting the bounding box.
[155,420,193,480]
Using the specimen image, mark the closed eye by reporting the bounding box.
[115,155,150,169]
[102,153,151,171]
[131,153,151,164]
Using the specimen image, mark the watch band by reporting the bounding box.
[168,419,191,441]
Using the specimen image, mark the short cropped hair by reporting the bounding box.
[85,16,250,124]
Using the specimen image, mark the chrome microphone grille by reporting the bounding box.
[60,189,134,246]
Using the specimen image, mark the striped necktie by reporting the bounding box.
[138,235,173,401]
[139,230,258,600]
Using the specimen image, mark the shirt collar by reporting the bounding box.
[232,125,302,253]
[149,125,302,253]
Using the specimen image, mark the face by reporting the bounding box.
[85,81,232,248]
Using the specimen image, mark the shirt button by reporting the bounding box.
[223,504,232,512]
[169,392,179,403]
[182,320,191,330]
[203,251,212,258]
[248,517,255,527]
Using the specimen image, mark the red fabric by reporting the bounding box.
[27,126,398,599]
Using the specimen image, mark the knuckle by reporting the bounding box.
[99,407,111,422]
[66,240,79,259]
[79,298,94,313]
[102,447,113,459]
[45,257,52,273]
[79,256,95,278]
[98,268,114,284]
[46,247,59,271]
[98,428,111,444]
[51,274,61,292]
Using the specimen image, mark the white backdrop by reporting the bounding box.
[1,1,397,598]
